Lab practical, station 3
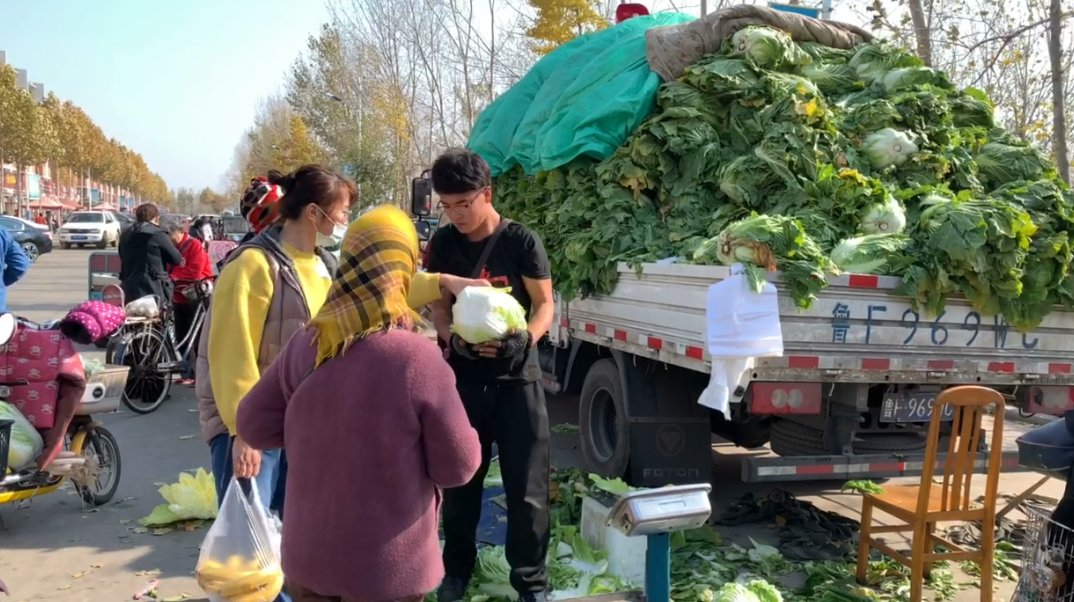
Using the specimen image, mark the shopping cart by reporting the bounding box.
[1013,507,1074,601]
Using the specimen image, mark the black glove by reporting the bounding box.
[449,334,479,360]
[497,330,533,359]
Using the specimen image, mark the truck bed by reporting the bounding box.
[553,263,1074,386]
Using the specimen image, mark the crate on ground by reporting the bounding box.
[1015,507,1074,601]
[78,365,130,415]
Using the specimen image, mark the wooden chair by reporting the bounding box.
[856,385,1005,602]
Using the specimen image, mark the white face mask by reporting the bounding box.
[314,206,346,248]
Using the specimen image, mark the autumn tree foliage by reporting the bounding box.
[526,0,609,54]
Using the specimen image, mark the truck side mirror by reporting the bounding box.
[411,177,433,217]
[415,219,433,241]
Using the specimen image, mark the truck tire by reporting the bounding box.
[769,419,829,456]
[579,358,630,478]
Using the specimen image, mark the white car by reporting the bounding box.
[58,211,121,249]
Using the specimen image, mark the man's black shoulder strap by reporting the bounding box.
[470,218,512,279]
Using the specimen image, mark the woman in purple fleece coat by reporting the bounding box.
[237,206,481,602]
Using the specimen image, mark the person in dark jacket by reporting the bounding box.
[119,203,184,305]
[0,227,30,312]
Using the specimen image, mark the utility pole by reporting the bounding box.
[701,0,707,16]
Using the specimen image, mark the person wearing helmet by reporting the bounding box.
[241,176,284,239]
[211,178,282,273]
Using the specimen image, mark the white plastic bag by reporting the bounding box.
[698,358,755,420]
[452,287,528,344]
[124,295,160,318]
[195,480,283,602]
[0,401,44,470]
[699,265,784,418]
[704,265,783,359]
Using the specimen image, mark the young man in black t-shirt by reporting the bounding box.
[427,149,554,602]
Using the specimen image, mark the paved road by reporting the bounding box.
[0,248,1061,601]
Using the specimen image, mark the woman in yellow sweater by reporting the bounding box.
[196,166,483,518]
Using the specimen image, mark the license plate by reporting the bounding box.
[880,392,954,423]
[72,235,87,241]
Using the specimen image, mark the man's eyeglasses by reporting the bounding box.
[436,187,488,213]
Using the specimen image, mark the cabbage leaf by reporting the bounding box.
[139,468,218,526]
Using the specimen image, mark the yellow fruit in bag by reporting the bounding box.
[195,555,283,602]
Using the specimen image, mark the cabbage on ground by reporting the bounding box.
[139,468,218,527]
[491,29,1073,330]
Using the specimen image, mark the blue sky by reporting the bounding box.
[3,0,331,191]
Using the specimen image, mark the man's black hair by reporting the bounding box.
[430,148,492,195]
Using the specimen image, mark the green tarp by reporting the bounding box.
[467,12,695,176]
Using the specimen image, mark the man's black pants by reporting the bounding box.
[441,380,550,594]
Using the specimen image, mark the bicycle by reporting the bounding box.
[106,278,213,414]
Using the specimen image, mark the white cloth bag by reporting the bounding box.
[698,264,784,418]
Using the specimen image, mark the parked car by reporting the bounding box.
[218,215,251,243]
[57,211,122,249]
[0,216,53,262]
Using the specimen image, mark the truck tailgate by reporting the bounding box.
[558,263,1074,384]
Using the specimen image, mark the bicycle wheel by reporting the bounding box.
[73,426,122,505]
[110,327,174,414]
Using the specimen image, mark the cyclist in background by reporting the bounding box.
[119,203,184,305]
[166,219,213,386]
[189,215,212,251]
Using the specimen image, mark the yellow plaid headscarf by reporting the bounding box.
[308,205,422,367]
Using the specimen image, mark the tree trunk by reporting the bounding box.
[907,0,933,66]
[16,165,23,219]
[1049,0,1071,184]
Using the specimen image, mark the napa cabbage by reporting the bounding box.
[830,234,909,274]
[862,128,918,170]
[452,287,528,344]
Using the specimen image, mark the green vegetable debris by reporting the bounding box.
[840,480,885,495]
[488,30,1074,329]
[453,468,976,602]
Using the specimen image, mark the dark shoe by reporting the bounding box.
[436,576,469,602]
[518,591,548,602]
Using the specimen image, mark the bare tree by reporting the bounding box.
[1049,0,1070,182]
[907,0,934,65]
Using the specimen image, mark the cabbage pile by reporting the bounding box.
[493,27,1074,330]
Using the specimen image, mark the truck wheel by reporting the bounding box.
[579,358,630,478]
[769,419,829,456]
